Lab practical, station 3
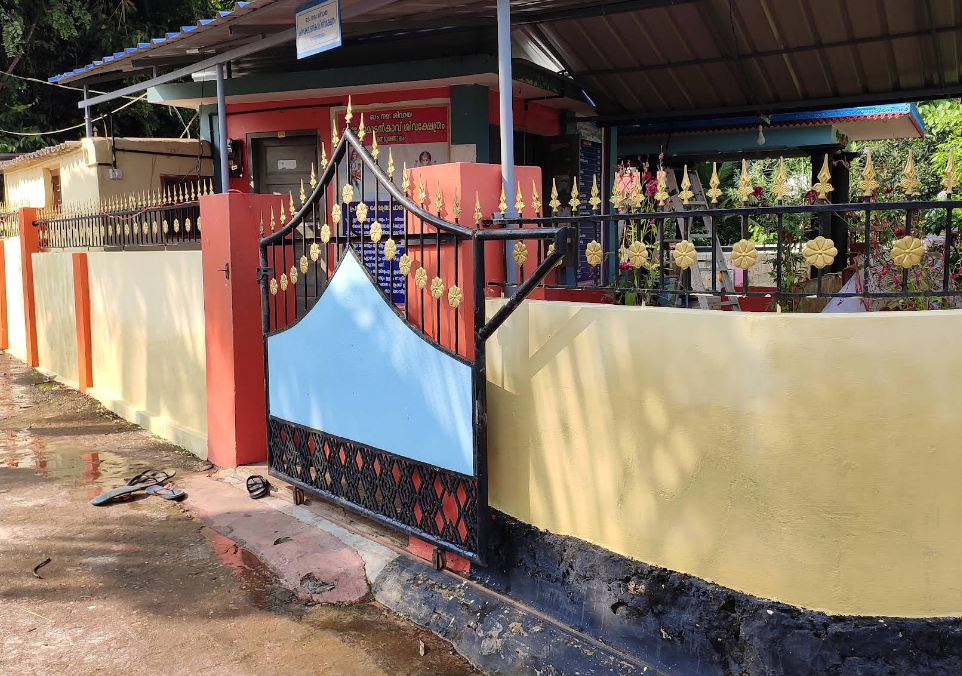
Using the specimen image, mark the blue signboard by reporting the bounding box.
[295,0,341,60]
[342,202,407,304]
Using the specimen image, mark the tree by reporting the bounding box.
[0,1,234,153]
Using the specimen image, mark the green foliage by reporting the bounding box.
[0,1,235,153]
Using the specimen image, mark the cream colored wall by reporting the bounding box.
[92,138,213,202]
[60,147,100,210]
[4,166,47,208]
[3,237,26,361]
[486,299,962,618]
[87,251,207,457]
[32,252,78,387]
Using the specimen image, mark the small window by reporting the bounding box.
[49,171,62,210]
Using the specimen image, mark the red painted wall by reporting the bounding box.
[225,86,563,193]
[487,90,562,136]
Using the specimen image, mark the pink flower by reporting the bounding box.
[804,189,818,204]
[885,187,894,194]
[646,182,657,196]
[619,261,631,270]
[641,171,653,182]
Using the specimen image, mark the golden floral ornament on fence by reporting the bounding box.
[453,188,462,221]
[942,149,959,195]
[300,255,309,274]
[655,169,670,206]
[280,274,289,292]
[310,242,320,261]
[891,235,924,269]
[474,192,482,225]
[369,221,382,242]
[549,179,561,213]
[320,144,328,170]
[383,238,397,261]
[531,182,541,214]
[731,239,758,270]
[289,266,298,285]
[858,151,879,197]
[414,266,428,289]
[569,177,581,210]
[371,131,379,161]
[706,162,723,203]
[331,204,341,225]
[401,163,410,193]
[585,240,603,266]
[399,254,412,275]
[320,224,331,243]
[512,241,529,266]
[589,175,601,211]
[498,184,507,215]
[802,236,837,269]
[736,159,753,202]
[430,276,445,300]
[436,182,446,216]
[771,157,791,201]
[270,278,278,295]
[813,154,834,201]
[310,163,317,190]
[387,148,395,180]
[515,181,525,214]
[448,285,462,309]
[678,166,694,205]
[342,183,354,205]
[672,240,697,270]
[899,150,921,196]
[355,201,369,223]
[417,174,426,207]
[628,241,648,268]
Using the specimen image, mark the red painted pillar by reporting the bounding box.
[201,193,282,468]
[0,242,8,351]
[72,253,93,393]
[18,208,40,367]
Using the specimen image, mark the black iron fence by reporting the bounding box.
[486,158,962,312]
[0,208,18,239]
[32,181,212,251]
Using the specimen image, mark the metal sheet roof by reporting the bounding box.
[49,0,962,120]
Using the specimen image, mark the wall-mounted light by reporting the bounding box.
[756,124,766,146]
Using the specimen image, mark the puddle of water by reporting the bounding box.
[198,526,299,615]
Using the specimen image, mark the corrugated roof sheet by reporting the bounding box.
[47,0,962,119]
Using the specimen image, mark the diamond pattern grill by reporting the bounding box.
[268,417,478,554]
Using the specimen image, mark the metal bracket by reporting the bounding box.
[432,546,447,571]
[256,266,274,282]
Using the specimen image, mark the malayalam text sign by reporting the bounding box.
[295,0,341,60]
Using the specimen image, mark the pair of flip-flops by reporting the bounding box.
[90,469,185,506]
[247,475,271,499]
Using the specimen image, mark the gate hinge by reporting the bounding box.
[256,266,274,282]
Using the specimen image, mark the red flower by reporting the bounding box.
[752,185,764,197]
[893,228,905,237]
[641,171,653,182]
[804,189,818,204]
[645,182,657,196]
[885,187,894,194]
[619,261,631,270]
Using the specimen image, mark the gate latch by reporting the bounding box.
[256,266,274,282]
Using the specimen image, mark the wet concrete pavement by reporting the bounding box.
[0,354,479,676]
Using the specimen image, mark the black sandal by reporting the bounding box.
[247,475,270,499]
[126,469,176,486]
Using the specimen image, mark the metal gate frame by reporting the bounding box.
[258,127,570,564]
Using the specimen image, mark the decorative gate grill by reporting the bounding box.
[259,122,569,563]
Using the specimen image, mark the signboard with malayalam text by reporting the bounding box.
[295,0,341,60]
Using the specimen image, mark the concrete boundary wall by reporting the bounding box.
[32,252,78,388]
[485,298,962,618]
[86,251,207,457]
[3,238,26,362]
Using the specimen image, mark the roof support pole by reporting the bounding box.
[83,86,92,139]
[497,0,518,292]
[216,64,230,193]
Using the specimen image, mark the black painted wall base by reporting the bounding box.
[472,512,962,676]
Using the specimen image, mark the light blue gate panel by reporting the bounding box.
[267,251,474,477]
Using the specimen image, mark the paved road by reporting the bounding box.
[0,353,478,676]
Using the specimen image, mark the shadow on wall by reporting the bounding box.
[485,299,962,619]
